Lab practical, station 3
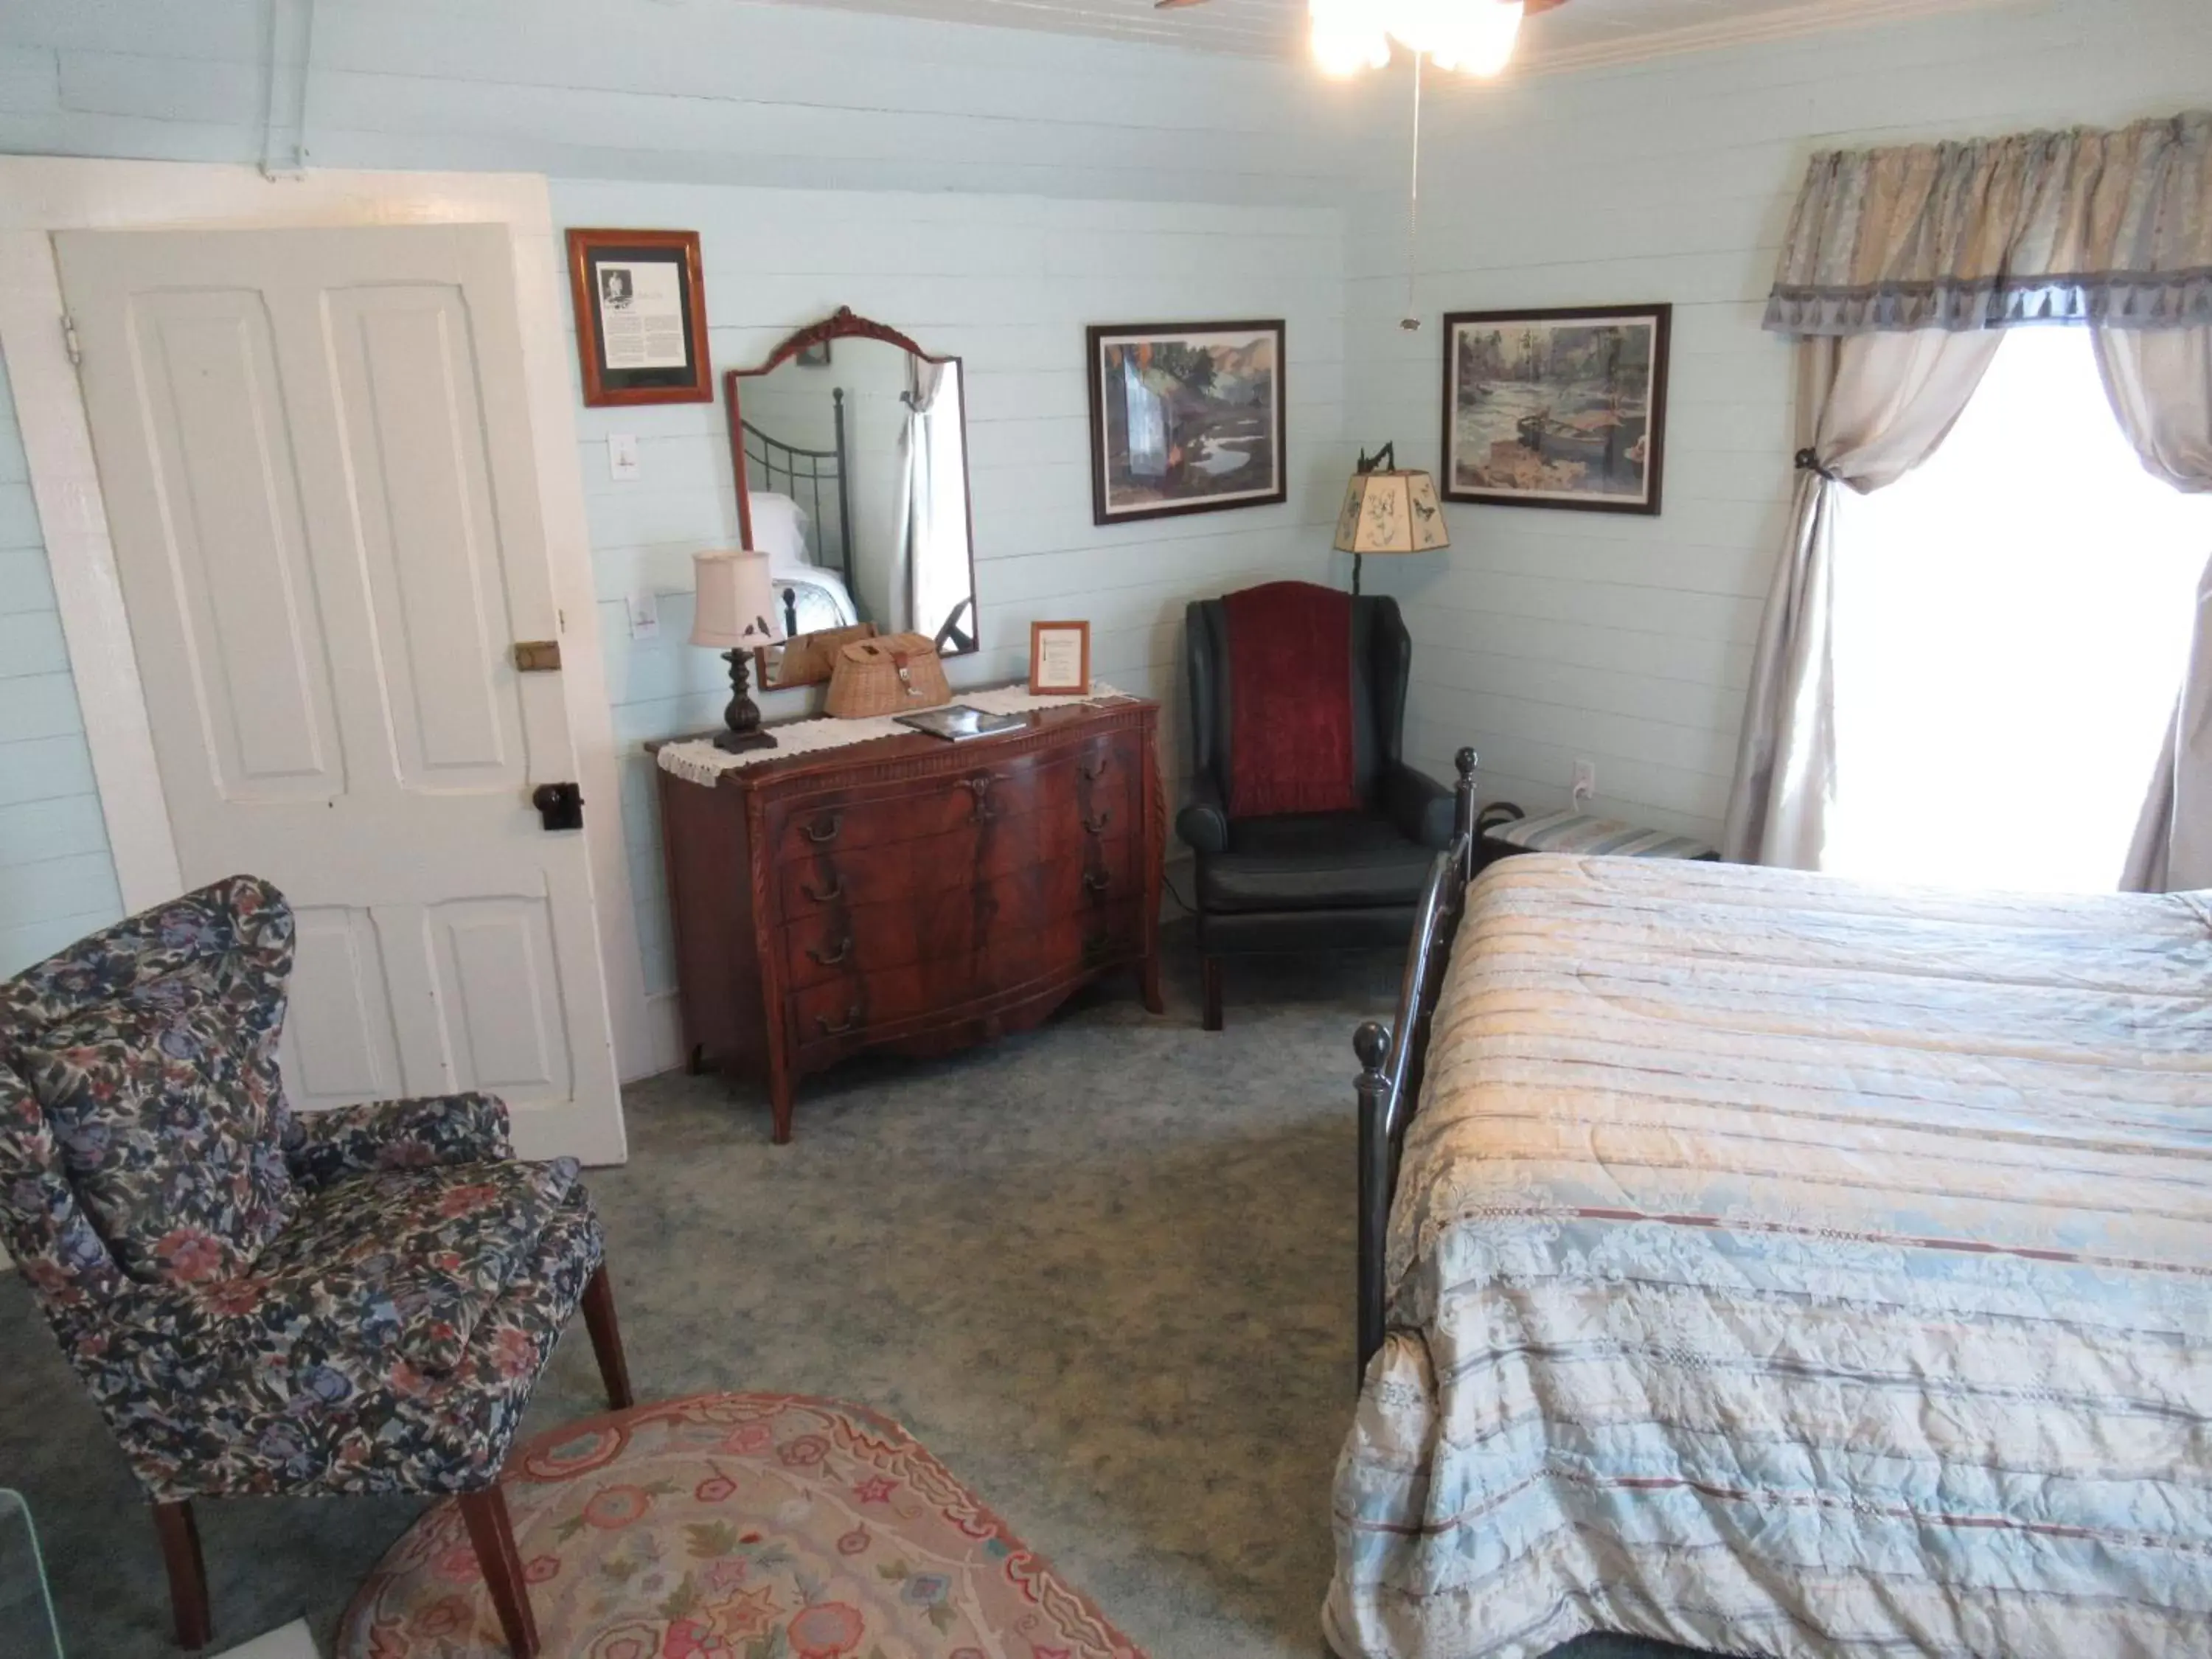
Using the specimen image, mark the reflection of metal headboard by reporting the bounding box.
[740,386,855,598]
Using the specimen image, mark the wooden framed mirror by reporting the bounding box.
[728,307,981,691]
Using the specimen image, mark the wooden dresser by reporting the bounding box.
[652,699,1164,1142]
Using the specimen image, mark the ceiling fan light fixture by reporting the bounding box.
[1310,0,1391,76]
[1307,0,1528,76]
[1426,0,1524,76]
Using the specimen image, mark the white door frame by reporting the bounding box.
[0,157,664,1089]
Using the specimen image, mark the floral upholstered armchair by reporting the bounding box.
[0,877,632,1657]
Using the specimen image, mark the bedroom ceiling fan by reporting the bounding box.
[1154,0,1572,79]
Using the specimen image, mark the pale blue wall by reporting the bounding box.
[0,347,124,975]
[0,1,1354,1010]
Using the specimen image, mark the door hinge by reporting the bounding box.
[60,313,82,368]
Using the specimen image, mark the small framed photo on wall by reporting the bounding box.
[1029,621,1093,696]
[1441,305,1672,515]
[566,229,713,406]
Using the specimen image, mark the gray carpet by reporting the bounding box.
[0,939,1695,1658]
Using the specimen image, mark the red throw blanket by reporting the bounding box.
[1223,581,1360,818]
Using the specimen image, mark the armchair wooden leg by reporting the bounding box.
[459,1486,539,1659]
[152,1499,212,1651]
[1202,955,1225,1032]
[582,1262,636,1411]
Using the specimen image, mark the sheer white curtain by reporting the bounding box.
[894,358,972,645]
[2104,327,2212,891]
[1723,331,2001,867]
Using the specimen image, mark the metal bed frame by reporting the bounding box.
[1354,748,1481,1387]
[742,389,856,636]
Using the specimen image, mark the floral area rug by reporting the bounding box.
[338,1394,1146,1659]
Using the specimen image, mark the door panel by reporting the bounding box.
[284,905,403,1110]
[426,895,570,1100]
[58,225,625,1164]
[324,285,524,792]
[130,290,344,804]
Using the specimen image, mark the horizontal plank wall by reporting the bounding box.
[0,346,123,975]
[560,178,1347,1009]
[1343,0,2211,846]
[0,0,1362,206]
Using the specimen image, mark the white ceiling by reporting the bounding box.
[754,0,2009,68]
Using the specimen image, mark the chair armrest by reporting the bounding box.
[1383,763,1455,852]
[1175,773,1231,855]
[284,1092,512,1190]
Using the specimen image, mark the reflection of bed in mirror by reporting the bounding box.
[729,307,981,691]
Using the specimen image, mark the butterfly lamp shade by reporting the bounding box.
[691,550,786,650]
[1334,467,1450,559]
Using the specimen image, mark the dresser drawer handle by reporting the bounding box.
[808,936,855,967]
[1083,870,1111,894]
[816,1006,863,1037]
[801,813,843,844]
[1082,812,1112,835]
[1083,931,1114,961]
[802,875,845,905]
[1080,759,1110,782]
[958,773,1001,824]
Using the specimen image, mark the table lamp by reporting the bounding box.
[1335,442,1450,595]
[692,549,785,752]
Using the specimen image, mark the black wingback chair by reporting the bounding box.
[1178,589,1458,1029]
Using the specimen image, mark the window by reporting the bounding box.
[1826,329,2211,893]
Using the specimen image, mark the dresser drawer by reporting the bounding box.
[782,841,1140,990]
[778,788,1135,917]
[772,734,1144,867]
[788,898,1144,1054]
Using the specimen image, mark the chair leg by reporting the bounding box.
[582,1262,636,1411]
[1202,955,1225,1032]
[152,1500,212,1651]
[459,1486,539,1659]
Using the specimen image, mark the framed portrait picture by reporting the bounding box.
[1441,305,1672,515]
[1087,321,1287,526]
[566,229,712,407]
[1029,621,1092,696]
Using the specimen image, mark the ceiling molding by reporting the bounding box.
[1512,0,2026,79]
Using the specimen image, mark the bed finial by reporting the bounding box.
[1453,748,1480,877]
[1354,1020,1392,1077]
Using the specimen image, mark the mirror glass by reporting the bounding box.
[732,322,979,690]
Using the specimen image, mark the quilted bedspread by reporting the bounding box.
[1326,855,2212,1659]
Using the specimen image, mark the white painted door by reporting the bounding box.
[55,225,625,1165]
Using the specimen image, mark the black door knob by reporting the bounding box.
[533,783,584,832]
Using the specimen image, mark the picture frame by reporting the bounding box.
[566,229,713,407]
[1087,321,1287,526]
[1441,305,1672,515]
[1029,621,1093,696]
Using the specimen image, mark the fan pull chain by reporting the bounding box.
[1402,51,1424,333]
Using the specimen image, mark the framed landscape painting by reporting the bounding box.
[1088,321,1287,526]
[1442,305,1672,515]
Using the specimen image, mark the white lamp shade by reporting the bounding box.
[691,550,785,650]
[1334,470,1451,556]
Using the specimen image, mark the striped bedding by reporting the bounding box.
[1326,855,2212,1659]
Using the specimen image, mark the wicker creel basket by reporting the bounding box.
[826,632,952,718]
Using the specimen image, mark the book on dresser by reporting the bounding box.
[648,698,1166,1143]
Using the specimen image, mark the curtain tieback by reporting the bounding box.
[1795,448,1843,482]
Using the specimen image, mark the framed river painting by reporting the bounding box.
[1088,321,1287,526]
[1442,305,1672,515]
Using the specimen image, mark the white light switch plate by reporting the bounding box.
[628,591,661,641]
[608,433,640,480]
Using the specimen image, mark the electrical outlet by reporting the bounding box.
[1572,759,1597,804]
[608,433,641,481]
[627,591,661,641]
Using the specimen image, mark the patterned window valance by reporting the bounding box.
[1765,112,2212,337]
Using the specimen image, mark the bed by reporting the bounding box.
[742,392,863,639]
[1332,754,2212,1659]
